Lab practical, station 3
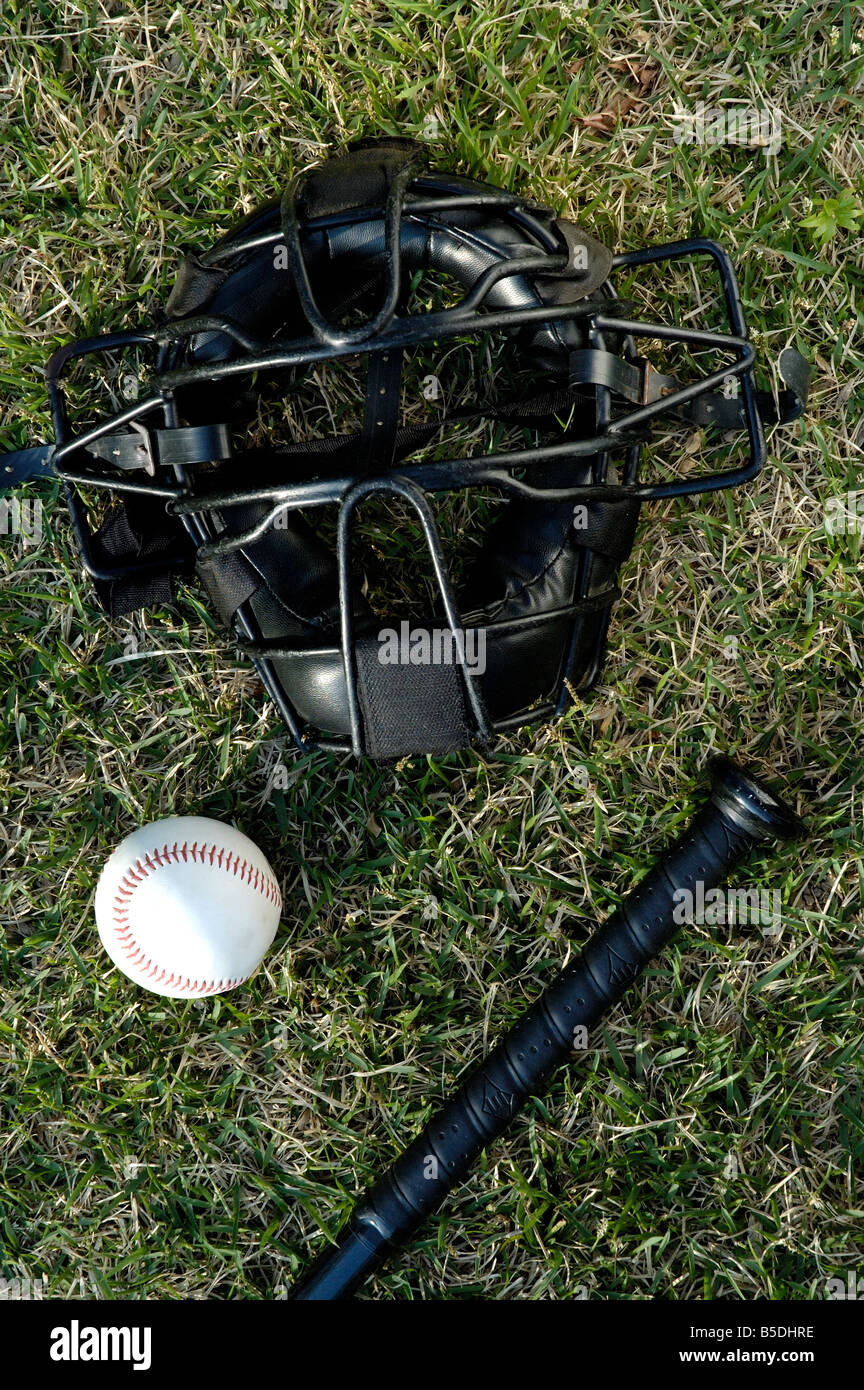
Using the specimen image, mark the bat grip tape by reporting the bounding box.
[291,764,800,1299]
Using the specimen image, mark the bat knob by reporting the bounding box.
[709,757,804,844]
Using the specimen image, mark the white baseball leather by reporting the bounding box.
[95,816,282,998]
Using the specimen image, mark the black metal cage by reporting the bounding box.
[3,158,808,755]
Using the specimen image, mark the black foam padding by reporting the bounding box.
[91,495,195,617]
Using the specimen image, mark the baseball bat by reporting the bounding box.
[289,757,802,1299]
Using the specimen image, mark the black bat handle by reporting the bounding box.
[290,758,802,1299]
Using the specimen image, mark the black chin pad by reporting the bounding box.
[354,634,472,758]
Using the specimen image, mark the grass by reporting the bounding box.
[0,0,862,1301]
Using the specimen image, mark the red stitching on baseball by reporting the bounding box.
[109,838,281,996]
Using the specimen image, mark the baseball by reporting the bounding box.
[94,817,282,998]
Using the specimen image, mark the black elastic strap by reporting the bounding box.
[686,346,811,429]
[86,422,234,471]
[183,379,622,499]
[1,424,234,490]
[568,346,810,430]
[0,444,56,488]
[359,348,404,472]
[569,349,646,403]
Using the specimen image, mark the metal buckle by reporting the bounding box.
[642,360,678,406]
[129,420,156,476]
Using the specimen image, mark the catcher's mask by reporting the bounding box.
[3,138,809,758]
